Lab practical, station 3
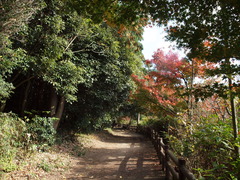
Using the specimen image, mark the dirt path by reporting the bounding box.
[65,129,165,180]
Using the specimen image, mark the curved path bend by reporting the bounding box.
[66,129,165,180]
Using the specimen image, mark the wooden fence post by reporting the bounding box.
[165,145,170,180]
[157,136,161,157]
[146,127,196,180]
[152,129,154,141]
[179,158,186,180]
[160,137,165,171]
[151,129,155,147]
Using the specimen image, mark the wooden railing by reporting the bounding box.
[151,129,196,180]
[129,126,196,180]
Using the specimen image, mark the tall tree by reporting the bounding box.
[4,0,86,127]
[2,0,145,131]
[131,48,214,134]
[62,19,145,131]
[132,49,184,117]
[154,0,240,158]
[0,0,44,111]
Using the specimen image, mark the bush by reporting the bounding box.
[139,115,173,133]
[179,119,240,179]
[0,112,57,175]
[71,113,114,133]
[26,115,57,150]
[0,112,26,172]
[92,113,112,130]
[0,76,14,111]
[193,121,239,179]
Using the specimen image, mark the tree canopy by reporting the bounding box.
[0,0,145,130]
[0,0,240,178]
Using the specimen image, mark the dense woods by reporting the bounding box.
[0,0,239,179]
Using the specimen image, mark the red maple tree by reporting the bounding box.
[131,48,211,116]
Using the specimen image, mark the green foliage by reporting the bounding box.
[139,115,159,127]
[65,0,149,26]
[0,0,45,37]
[176,118,240,179]
[62,10,144,132]
[43,61,84,102]
[72,113,114,132]
[0,112,58,173]
[0,0,44,80]
[0,113,26,172]
[1,0,144,130]
[156,1,240,62]
[0,76,14,106]
[140,115,175,131]
[194,127,239,179]
[38,160,52,172]
[92,113,113,130]
[5,0,88,104]
[26,116,57,150]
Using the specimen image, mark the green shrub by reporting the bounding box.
[38,160,52,172]
[186,120,239,179]
[139,115,173,133]
[0,112,26,172]
[26,116,57,150]
[0,113,57,175]
[0,76,14,111]
[73,113,113,132]
[0,77,14,103]
[91,113,113,130]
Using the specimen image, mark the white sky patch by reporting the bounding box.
[141,26,185,60]
[141,26,240,86]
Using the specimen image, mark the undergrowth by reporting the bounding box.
[0,112,57,177]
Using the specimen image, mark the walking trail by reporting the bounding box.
[65,129,165,180]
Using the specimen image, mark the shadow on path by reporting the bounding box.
[66,129,165,180]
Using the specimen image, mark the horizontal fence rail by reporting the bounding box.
[151,129,196,180]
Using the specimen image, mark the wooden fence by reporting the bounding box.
[129,126,196,180]
[151,129,196,180]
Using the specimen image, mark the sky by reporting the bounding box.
[141,26,240,83]
[141,26,185,60]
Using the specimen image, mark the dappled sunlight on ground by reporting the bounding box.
[65,129,165,180]
[4,129,165,180]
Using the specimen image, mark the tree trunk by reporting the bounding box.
[49,87,65,130]
[50,87,58,117]
[189,59,195,121]
[53,95,65,130]
[20,79,31,116]
[137,113,141,125]
[228,77,239,158]
[0,101,6,112]
[225,57,239,158]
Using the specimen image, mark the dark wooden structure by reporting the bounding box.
[151,129,196,180]
[129,126,196,180]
